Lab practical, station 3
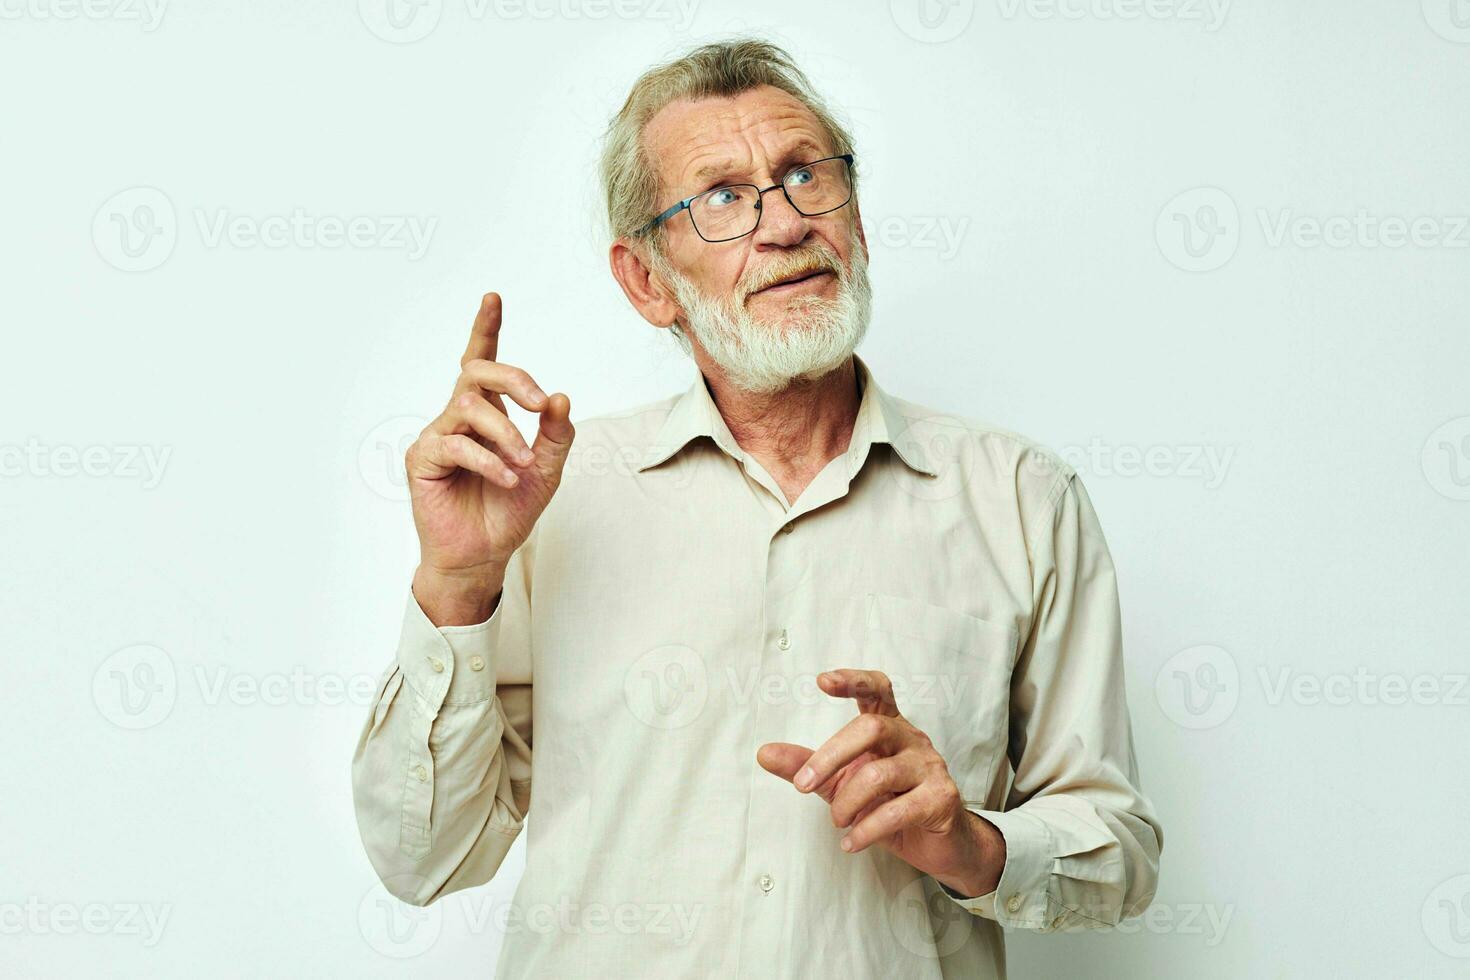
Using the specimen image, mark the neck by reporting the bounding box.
[699,353,861,477]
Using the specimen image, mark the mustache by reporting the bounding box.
[738,245,843,299]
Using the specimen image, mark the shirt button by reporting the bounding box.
[757,873,774,893]
[780,522,794,535]
[428,658,444,673]
[776,629,791,651]
[1051,914,1065,929]
[413,764,428,782]
[1005,895,1022,914]
[469,656,485,672]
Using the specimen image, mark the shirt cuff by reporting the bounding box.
[937,807,1054,928]
[395,589,503,707]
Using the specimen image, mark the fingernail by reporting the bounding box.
[518,448,535,464]
[840,837,853,852]
[532,387,548,403]
[795,766,815,791]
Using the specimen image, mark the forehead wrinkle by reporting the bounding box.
[691,137,826,182]
[645,90,832,198]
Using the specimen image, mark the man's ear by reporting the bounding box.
[609,238,680,328]
[850,201,869,258]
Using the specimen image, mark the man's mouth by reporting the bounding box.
[752,268,835,296]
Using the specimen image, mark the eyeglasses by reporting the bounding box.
[641,153,855,243]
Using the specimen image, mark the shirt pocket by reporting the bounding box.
[854,592,1018,801]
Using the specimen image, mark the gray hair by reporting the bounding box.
[598,37,859,250]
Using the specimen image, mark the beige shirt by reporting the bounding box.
[351,352,1162,979]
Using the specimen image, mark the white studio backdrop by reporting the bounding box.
[2,1,1468,977]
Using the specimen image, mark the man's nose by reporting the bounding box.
[750,188,811,249]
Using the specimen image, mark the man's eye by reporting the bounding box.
[706,188,741,208]
[786,168,815,186]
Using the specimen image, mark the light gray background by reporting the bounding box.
[3,0,1468,976]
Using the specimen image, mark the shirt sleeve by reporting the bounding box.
[350,529,536,907]
[939,470,1163,932]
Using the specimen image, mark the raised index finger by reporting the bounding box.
[461,292,502,368]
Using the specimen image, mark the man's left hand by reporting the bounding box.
[756,668,1006,899]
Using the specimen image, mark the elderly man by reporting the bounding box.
[352,38,1161,979]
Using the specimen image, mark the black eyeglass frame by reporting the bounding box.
[639,153,856,243]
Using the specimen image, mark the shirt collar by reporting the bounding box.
[636,352,938,477]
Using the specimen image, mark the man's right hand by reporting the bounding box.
[406,292,575,625]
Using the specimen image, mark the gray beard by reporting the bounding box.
[656,245,873,396]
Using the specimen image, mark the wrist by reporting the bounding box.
[413,560,507,627]
[935,810,1006,899]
